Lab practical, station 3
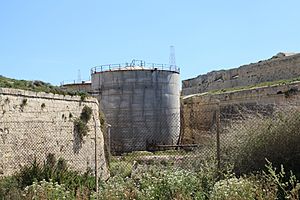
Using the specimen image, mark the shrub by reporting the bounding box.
[223,109,300,177]
[22,180,72,200]
[97,176,138,200]
[80,105,92,123]
[109,159,133,178]
[135,167,205,199]
[0,75,91,97]
[20,98,28,111]
[0,154,97,199]
[73,106,93,142]
[97,166,206,200]
[16,158,44,189]
[210,177,256,200]
[74,118,89,140]
[209,161,300,200]
[209,173,280,200]
[263,160,300,200]
[79,92,88,101]
[0,176,22,200]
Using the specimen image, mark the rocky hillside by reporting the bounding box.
[0,75,87,97]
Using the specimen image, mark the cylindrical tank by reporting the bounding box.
[91,61,180,154]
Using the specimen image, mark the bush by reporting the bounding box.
[3,153,298,199]
[210,177,257,200]
[80,105,92,123]
[73,106,93,142]
[0,176,22,200]
[0,154,97,199]
[97,165,206,200]
[22,180,72,200]
[223,109,300,177]
[16,159,44,188]
[136,167,206,199]
[74,118,89,140]
[263,160,300,200]
[210,161,300,200]
[0,75,90,97]
[109,159,133,178]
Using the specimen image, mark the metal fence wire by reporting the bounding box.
[0,118,102,180]
[105,103,300,176]
[1,104,300,183]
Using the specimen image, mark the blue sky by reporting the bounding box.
[0,0,300,85]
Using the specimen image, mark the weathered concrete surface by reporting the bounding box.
[0,88,109,179]
[181,82,300,144]
[62,82,92,93]
[92,69,180,154]
[182,52,300,95]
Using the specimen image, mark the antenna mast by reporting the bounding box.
[169,45,176,68]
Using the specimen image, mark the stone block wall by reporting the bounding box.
[0,88,109,179]
[181,82,300,144]
[182,53,300,95]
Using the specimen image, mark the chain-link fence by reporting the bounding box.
[0,109,108,185]
[105,103,300,178]
[1,103,300,193]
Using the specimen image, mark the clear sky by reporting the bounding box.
[0,0,300,85]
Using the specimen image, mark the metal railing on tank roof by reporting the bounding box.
[91,59,180,74]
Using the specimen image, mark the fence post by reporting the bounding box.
[107,124,111,155]
[216,101,221,172]
[94,118,99,194]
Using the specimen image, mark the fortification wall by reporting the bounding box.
[182,53,300,95]
[62,82,92,93]
[181,82,300,144]
[0,88,108,178]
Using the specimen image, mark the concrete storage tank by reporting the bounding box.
[91,60,180,154]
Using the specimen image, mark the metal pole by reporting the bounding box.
[216,102,221,172]
[107,124,111,155]
[94,117,99,193]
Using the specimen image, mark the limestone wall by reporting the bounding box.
[62,82,92,93]
[0,88,109,179]
[181,82,300,144]
[182,53,300,95]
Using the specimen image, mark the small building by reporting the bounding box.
[61,81,92,93]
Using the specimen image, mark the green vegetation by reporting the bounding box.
[96,109,300,199]
[73,105,93,142]
[207,76,300,95]
[1,153,299,199]
[74,118,89,141]
[80,105,93,123]
[93,159,299,199]
[1,102,300,199]
[4,97,10,104]
[23,180,72,200]
[20,98,28,111]
[0,75,89,99]
[222,110,300,178]
[97,108,111,167]
[41,103,46,109]
[0,154,96,200]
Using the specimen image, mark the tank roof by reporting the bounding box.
[110,66,146,71]
[91,59,180,74]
